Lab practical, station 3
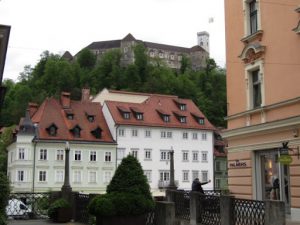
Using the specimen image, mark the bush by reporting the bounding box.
[48,198,71,219]
[88,155,155,217]
[0,172,10,225]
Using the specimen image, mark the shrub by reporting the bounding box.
[48,198,71,219]
[88,155,155,217]
[0,172,10,225]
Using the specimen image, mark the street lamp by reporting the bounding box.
[168,147,177,190]
[62,141,72,194]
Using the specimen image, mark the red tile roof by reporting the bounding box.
[105,95,215,130]
[31,97,114,143]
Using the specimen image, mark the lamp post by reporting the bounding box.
[62,141,72,194]
[168,147,177,190]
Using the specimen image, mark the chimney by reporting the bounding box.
[81,88,90,102]
[28,102,38,117]
[61,92,71,108]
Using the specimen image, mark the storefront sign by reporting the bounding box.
[278,155,293,165]
[229,160,247,168]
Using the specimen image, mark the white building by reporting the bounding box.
[95,89,215,194]
[7,91,117,193]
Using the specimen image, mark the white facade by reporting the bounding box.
[102,103,214,195]
[7,133,117,194]
[197,31,210,53]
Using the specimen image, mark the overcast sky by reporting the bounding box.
[0,0,225,81]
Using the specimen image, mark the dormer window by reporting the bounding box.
[46,123,58,136]
[130,107,144,120]
[85,112,95,122]
[71,125,81,138]
[91,127,102,139]
[157,109,170,123]
[179,116,187,123]
[191,113,205,125]
[123,112,130,119]
[117,106,131,119]
[163,115,170,122]
[198,118,205,125]
[67,113,74,120]
[180,104,186,111]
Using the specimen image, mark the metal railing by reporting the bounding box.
[199,194,221,225]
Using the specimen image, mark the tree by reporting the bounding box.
[76,48,97,69]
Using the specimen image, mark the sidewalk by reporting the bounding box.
[7,219,85,225]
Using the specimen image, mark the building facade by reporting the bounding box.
[78,33,209,71]
[94,89,215,194]
[223,0,300,221]
[7,91,117,193]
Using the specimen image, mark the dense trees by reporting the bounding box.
[0,44,227,128]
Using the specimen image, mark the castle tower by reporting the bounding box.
[197,31,209,53]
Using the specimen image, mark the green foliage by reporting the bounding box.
[48,198,71,219]
[89,155,155,217]
[0,126,14,173]
[0,46,227,128]
[0,172,10,224]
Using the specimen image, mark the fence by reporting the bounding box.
[166,190,285,225]
[7,192,50,219]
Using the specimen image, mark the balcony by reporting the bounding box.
[158,180,179,189]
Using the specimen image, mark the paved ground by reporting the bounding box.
[7,219,85,225]
[7,219,300,225]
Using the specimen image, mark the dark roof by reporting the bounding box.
[86,40,121,50]
[144,41,190,53]
[122,33,136,41]
[61,51,73,61]
[19,110,35,135]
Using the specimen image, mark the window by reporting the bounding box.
[163,115,170,122]
[90,151,97,161]
[72,126,81,138]
[183,171,189,182]
[17,171,24,182]
[178,55,182,61]
[40,149,47,160]
[18,148,25,160]
[103,171,112,183]
[117,148,126,160]
[48,125,57,136]
[73,171,81,183]
[183,132,188,139]
[202,151,208,162]
[179,104,186,111]
[75,150,81,161]
[131,149,138,158]
[150,51,155,57]
[159,52,164,58]
[136,113,143,120]
[144,170,152,183]
[89,171,97,183]
[87,115,95,122]
[118,128,125,137]
[201,171,208,182]
[198,118,205,125]
[132,129,138,137]
[144,149,152,160]
[39,171,47,182]
[67,114,74,120]
[55,170,64,182]
[252,69,261,108]
[182,151,189,161]
[192,170,199,180]
[56,150,64,160]
[192,133,198,140]
[167,131,172,138]
[123,112,130,119]
[160,151,170,161]
[202,133,207,140]
[145,130,151,138]
[159,171,170,181]
[161,131,166,138]
[179,116,187,123]
[192,151,199,161]
[105,152,112,162]
[249,0,257,34]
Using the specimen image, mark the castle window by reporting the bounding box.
[150,51,155,57]
[170,54,175,60]
[159,52,164,58]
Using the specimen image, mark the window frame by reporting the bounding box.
[74,150,81,161]
[39,149,47,160]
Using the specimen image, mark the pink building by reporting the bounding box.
[223,0,300,222]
